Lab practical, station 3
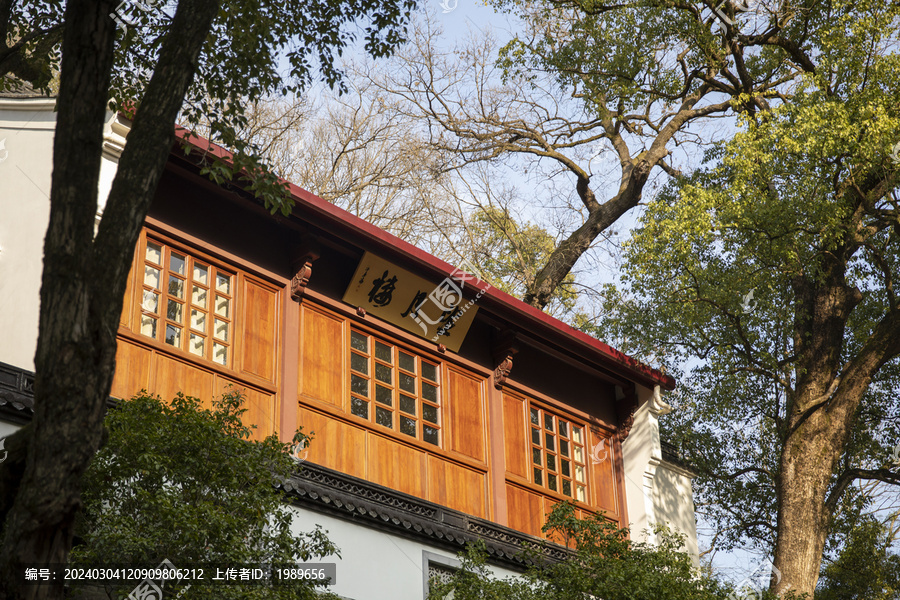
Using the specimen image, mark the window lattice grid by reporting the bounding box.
[529,405,587,502]
[139,238,233,366]
[349,329,441,446]
[427,563,457,599]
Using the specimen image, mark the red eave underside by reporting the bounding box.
[173,129,676,391]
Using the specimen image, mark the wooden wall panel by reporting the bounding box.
[218,378,277,439]
[590,429,618,515]
[153,354,215,407]
[297,406,366,479]
[241,280,278,383]
[428,455,487,518]
[367,435,427,498]
[447,368,485,462]
[506,484,544,538]
[298,305,343,407]
[110,340,151,400]
[120,255,136,329]
[502,392,527,479]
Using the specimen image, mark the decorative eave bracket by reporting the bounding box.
[491,330,519,390]
[289,237,321,303]
[615,384,640,442]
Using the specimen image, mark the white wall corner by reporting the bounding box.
[97,112,131,226]
[623,384,700,565]
[622,384,660,545]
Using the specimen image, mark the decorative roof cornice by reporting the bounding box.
[164,128,675,392]
[102,113,130,160]
[0,362,35,425]
[280,463,571,571]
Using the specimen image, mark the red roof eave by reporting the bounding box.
[172,129,676,392]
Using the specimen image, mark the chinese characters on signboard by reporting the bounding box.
[342,253,489,352]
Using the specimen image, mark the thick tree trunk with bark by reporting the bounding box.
[774,412,845,595]
[0,3,118,597]
[772,252,900,596]
[0,0,221,598]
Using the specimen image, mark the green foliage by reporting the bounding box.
[428,502,757,600]
[70,390,338,599]
[428,543,539,600]
[491,0,900,120]
[591,16,900,567]
[3,0,419,214]
[467,206,577,314]
[0,0,62,94]
[599,82,900,548]
[817,519,900,600]
[494,0,713,114]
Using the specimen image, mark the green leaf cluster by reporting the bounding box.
[467,206,578,314]
[817,518,900,600]
[70,389,338,600]
[428,502,773,600]
[491,0,900,121]
[595,31,900,557]
[0,0,62,94]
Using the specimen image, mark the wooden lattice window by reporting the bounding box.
[529,405,587,502]
[139,238,233,366]
[348,329,441,446]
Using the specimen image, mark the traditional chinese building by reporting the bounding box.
[0,90,699,599]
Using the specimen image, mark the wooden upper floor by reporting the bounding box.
[109,146,674,541]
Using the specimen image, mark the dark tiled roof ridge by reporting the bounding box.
[0,75,54,98]
[0,361,35,419]
[282,463,572,570]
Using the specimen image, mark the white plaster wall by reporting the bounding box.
[0,97,57,371]
[652,460,700,560]
[289,508,522,600]
[622,385,656,543]
[622,384,700,565]
[0,99,125,372]
[0,420,21,440]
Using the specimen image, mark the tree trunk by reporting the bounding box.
[771,257,900,597]
[0,1,118,597]
[773,411,839,596]
[0,0,221,597]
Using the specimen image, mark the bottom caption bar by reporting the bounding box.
[21,560,337,587]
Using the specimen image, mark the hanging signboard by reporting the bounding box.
[342,252,489,352]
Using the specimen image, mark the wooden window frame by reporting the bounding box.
[348,327,443,447]
[528,402,588,502]
[137,235,235,368]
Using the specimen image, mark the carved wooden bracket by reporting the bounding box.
[616,385,639,442]
[494,355,515,389]
[618,404,637,441]
[491,330,519,390]
[290,259,315,301]
[289,240,320,303]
